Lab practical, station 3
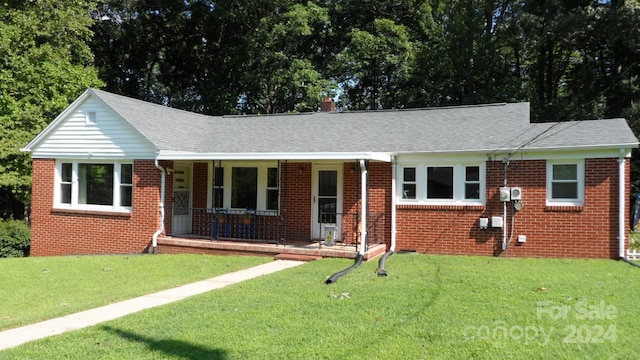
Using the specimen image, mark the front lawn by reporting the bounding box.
[0,254,270,330]
[2,254,639,359]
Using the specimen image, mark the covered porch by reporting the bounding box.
[154,153,394,259]
[158,207,388,260]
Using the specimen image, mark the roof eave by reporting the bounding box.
[522,143,639,153]
[156,151,392,162]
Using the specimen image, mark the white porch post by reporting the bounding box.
[619,156,626,258]
[360,159,367,256]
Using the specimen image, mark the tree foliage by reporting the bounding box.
[2,0,640,218]
[0,0,103,216]
[88,0,640,121]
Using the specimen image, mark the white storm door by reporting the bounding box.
[172,164,192,235]
[312,165,342,240]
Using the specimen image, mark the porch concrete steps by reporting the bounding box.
[274,253,322,262]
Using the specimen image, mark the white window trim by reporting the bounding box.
[397,163,486,206]
[54,160,133,213]
[207,161,279,213]
[546,160,584,206]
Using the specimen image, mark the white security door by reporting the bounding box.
[172,164,192,235]
[312,165,342,241]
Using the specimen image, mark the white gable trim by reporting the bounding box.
[22,89,93,153]
[22,89,157,159]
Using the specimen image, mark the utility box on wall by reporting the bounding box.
[491,216,503,228]
[511,187,522,200]
[499,187,511,202]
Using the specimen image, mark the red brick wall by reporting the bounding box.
[395,158,629,259]
[30,159,162,256]
[192,162,208,209]
[31,157,628,259]
[280,162,312,240]
[343,161,360,243]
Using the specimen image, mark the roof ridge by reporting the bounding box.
[89,88,215,120]
[223,102,513,119]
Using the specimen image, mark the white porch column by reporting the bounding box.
[360,159,368,256]
[619,156,626,258]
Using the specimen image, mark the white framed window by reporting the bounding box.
[212,165,224,208]
[119,164,133,207]
[231,167,258,209]
[402,167,416,199]
[266,167,279,210]
[547,160,584,206]
[427,166,453,199]
[397,163,485,205]
[208,161,279,212]
[55,160,133,212]
[464,166,481,200]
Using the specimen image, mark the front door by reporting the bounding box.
[312,165,342,241]
[172,164,192,235]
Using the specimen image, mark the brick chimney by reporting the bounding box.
[320,97,336,112]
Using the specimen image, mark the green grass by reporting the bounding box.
[0,254,270,330]
[2,254,640,359]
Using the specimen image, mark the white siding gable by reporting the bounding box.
[29,95,156,159]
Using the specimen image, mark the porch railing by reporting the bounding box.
[187,208,387,250]
[191,208,281,243]
[318,211,386,252]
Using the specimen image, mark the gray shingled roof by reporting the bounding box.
[91,89,638,156]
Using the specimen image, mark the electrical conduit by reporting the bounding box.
[326,160,368,284]
[377,156,396,276]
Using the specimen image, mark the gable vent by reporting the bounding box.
[85,111,97,125]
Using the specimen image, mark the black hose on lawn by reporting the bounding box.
[620,257,640,268]
[326,254,364,284]
[376,250,394,276]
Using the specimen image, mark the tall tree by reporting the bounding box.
[91,0,235,114]
[92,0,334,115]
[0,0,103,218]
[239,2,333,114]
[327,0,436,110]
[520,0,640,122]
[334,18,416,110]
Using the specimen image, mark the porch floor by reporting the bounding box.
[157,235,387,261]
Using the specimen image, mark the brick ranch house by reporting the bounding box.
[22,89,639,259]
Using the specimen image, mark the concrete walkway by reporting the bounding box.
[0,260,305,351]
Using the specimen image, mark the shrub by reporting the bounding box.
[0,219,30,257]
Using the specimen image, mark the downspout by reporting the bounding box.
[152,159,166,254]
[377,156,396,276]
[619,156,626,259]
[326,159,368,284]
[360,159,368,256]
[502,158,509,251]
